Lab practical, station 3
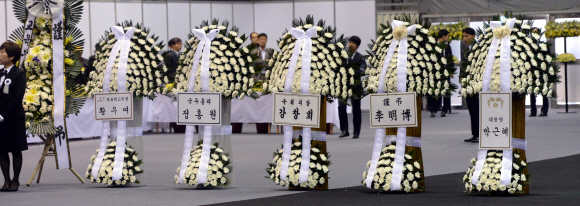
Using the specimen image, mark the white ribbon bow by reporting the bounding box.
[91,26,136,180]
[26,0,64,18]
[279,27,318,183]
[178,28,220,184]
[366,20,416,190]
[471,18,516,187]
[493,25,511,39]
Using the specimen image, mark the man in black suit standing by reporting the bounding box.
[461,27,479,143]
[427,29,453,117]
[165,38,182,81]
[339,36,365,139]
[251,33,270,80]
[75,44,96,85]
[0,41,26,192]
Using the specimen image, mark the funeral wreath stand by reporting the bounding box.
[85,21,171,186]
[264,15,363,190]
[362,16,457,192]
[172,19,260,187]
[10,0,88,185]
[461,14,560,195]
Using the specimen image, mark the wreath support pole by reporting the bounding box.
[557,37,576,114]
[197,96,234,187]
[289,97,328,190]
[27,134,85,186]
[110,98,147,185]
[384,97,424,192]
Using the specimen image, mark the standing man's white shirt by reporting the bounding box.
[259,47,266,61]
[173,49,181,58]
[0,65,13,87]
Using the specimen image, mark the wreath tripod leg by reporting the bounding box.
[36,158,45,183]
[27,135,86,185]
[70,168,85,183]
[27,136,54,186]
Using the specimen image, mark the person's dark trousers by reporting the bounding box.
[427,95,442,113]
[338,99,362,136]
[338,100,348,133]
[530,94,549,115]
[466,95,479,138]
[442,96,451,113]
[441,77,452,113]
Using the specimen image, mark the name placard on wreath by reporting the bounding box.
[479,92,512,150]
[177,92,222,125]
[272,92,321,128]
[94,92,134,121]
[369,92,417,128]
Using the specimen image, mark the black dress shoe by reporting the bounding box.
[339,131,349,138]
[470,137,479,143]
[539,112,547,117]
[0,181,11,192]
[529,113,537,117]
[430,112,436,118]
[352,134,359,139]
[464,136,477,142]
[7,182,19,192]
[441,112,447,117]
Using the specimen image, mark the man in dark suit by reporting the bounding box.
[427,29,453,117]
[339,36,365,139]
[250,32,259,47]
[461,27,479,143]
[165,38,182,81]
[251,33,270,80]
[75,44,96,85]
[0,41,26,192]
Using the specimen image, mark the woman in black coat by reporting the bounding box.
[0,41,26,192]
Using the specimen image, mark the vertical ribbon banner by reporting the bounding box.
[178,28,219,184]
[19,15,36,68]
[278,27,317,182]
[91,26,136,180]
[365,20,416,190]
[51,11,70,170]
[471,18,516,187]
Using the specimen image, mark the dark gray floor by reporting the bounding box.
[212,153,580,206]
[2,109,579,205]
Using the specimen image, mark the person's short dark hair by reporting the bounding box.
[0,41,21,64]
[349,36,361,47]
[258,33,268,38]
[437,29,450,39]
[168,38,182,47]
[462,27,475,36]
